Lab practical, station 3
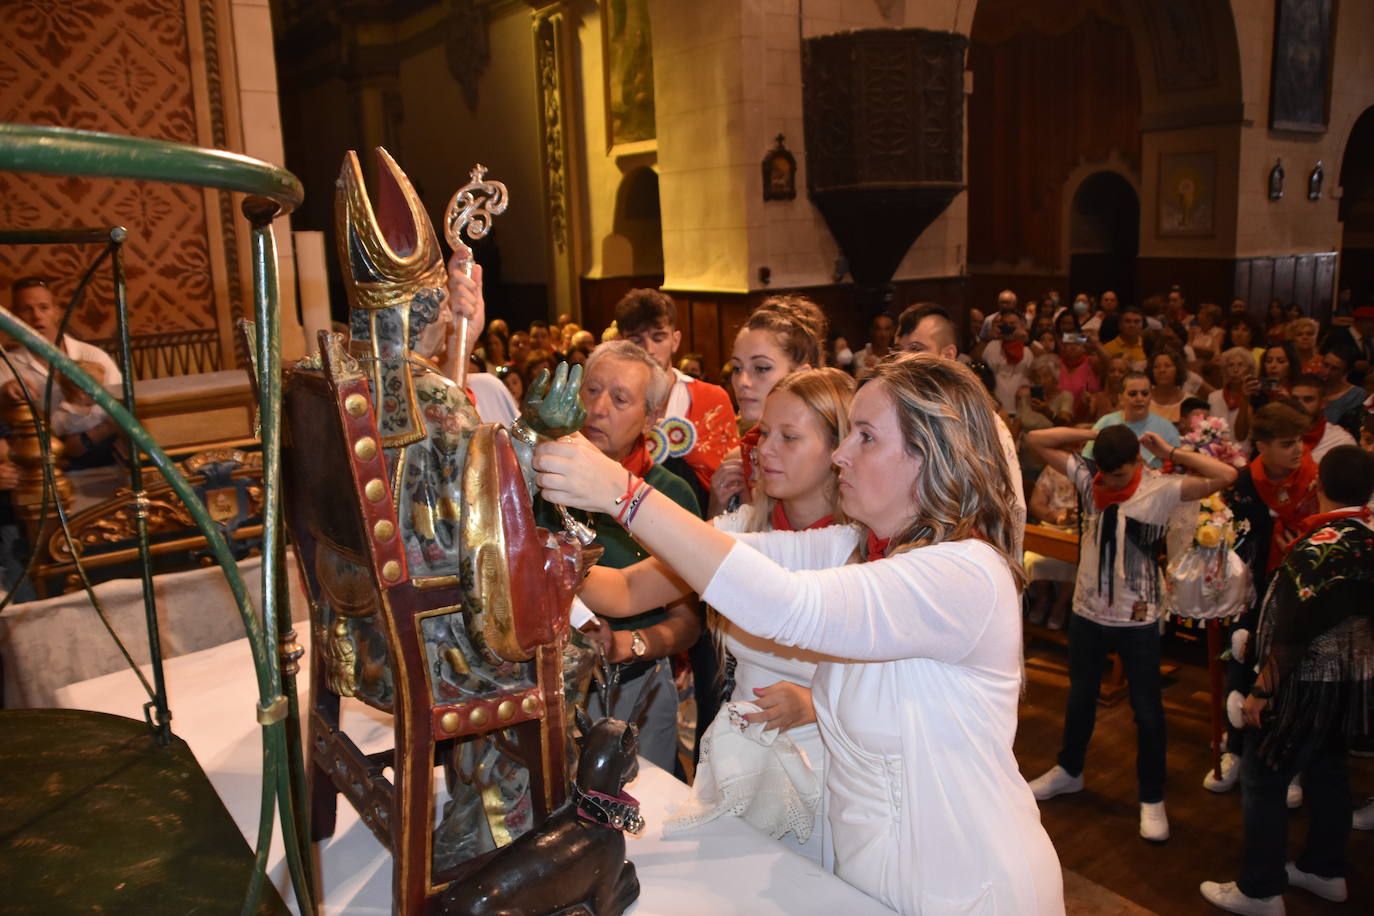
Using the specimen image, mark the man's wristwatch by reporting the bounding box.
[630,629,648,658]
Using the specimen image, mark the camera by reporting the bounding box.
[1062,333,1088,344]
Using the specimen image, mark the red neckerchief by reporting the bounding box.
[1062,350,1087,369]
[739,426,761,496]
[1001,339,1025,364]
[865,530,890,561]
[1288,506,1373,556]
[1300,415,1326,449]
[1092,463,1143,510]
[770,501,834,532]
[1250,452,1319,573]
[1221,386,1243,410]
[618,436,654,478]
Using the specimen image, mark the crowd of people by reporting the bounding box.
[7,253,1371,914]
[455,273,1373,915]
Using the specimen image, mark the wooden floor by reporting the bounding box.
[1018,629,1374,915]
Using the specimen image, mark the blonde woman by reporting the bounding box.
[576,368,855,862]
[537,353,1064,914]
[1288,316,1323,374]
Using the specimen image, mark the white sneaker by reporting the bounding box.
[1203,753,1241,793]
[1140,801,1170,842]
[1285,863,1347,903]
[1199,881,1285,915]
[1028,765,1084,801]
[1286,776,1302,809]
[1352,797,1374,830]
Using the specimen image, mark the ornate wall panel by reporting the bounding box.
[0,0,231,341]
[802,28,966,292]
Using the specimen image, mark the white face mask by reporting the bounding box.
[1073,300,1089,315]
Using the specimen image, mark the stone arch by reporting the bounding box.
[1337,105,1374,309]
[600,165,663,278]
[1065,169,1141,300]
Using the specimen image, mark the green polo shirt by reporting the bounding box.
[535,462,700,631]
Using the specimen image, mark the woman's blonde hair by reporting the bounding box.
[865,352,1026,588]
[742,367,855,532]
[1290,316,1319,338]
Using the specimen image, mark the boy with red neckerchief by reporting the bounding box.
[1204,403,1321,795]
[1291,373,1355,463]
[1026,422,1238,843]
[1201,446,1374,915]
[615,288,739,508]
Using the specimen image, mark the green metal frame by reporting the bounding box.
[0,123,313,915]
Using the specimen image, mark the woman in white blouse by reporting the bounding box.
[579,368,855,862]
[536,353,1064,914]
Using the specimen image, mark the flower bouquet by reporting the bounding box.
[1175,415,1249,471]
[1165,493,1254,621]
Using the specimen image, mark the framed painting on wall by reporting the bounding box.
[1269,0,1334,133]
[1157,152,1216,239]
[602,0,656,149]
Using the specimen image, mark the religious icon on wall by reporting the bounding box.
[1269,0,1333,133]
[762,135,797,201]
[603,0,655,148]
[1157,152,1216,238]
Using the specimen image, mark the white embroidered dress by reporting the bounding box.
[701,526,1064,915]
[666,506,838,862]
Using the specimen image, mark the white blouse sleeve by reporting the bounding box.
[728,525,862,571]
[701,537,1009,664]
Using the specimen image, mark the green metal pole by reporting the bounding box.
[110,226,173,744]
[243,196,316,916]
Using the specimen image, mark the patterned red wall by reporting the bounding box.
[0,0,220,339]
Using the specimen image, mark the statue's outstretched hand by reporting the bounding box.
[521,362,585,439]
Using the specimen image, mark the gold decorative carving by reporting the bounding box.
[182,449,260,475]
[373,519,395,542]
[443,646,470,676]
[460,425,529,662]
[439,711,460,735]
[345,393,368,416]
[469,706,489,727]
[2,399,72,526]
[279,626,305,677]
[44,458,265,562]
[521,695,539,716]
[381,560,401,582]
[497,699,515,721]
[364,478,386,502]
[354,436,378,461]
[323,618,359,697]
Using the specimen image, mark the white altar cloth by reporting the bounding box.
[56,629,895,915]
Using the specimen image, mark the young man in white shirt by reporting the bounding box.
[1026,423,1238,842]
[2,277,123,468]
